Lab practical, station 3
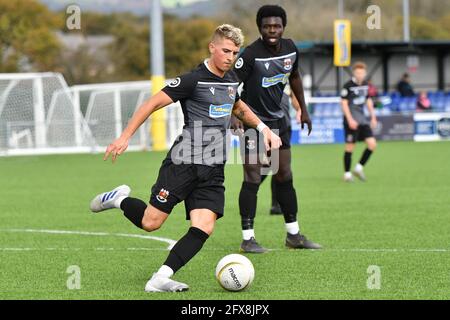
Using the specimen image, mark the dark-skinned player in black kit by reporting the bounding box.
[232,5,322,253]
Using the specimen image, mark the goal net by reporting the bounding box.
[0,73,184,156]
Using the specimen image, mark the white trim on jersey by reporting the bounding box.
[202,59,239,85]
[198,82,240,86]
[254,52,297,62]
[203,59,213,73]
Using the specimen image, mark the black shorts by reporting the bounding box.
[343,122,374,143]
[241,117,291,156]
[149,157,225,220]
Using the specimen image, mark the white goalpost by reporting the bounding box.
[0,73,184,156]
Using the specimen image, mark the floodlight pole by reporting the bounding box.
[337,0,344,95]
[403,0,410,42]
[150,0,167,150]
[151,0,165,80]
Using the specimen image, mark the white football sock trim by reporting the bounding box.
[114,196,127,209]
[285,221,300,235]
[242,229,255,240]
[156,265,174,278]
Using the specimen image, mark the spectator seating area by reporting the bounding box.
[311,91,450,117]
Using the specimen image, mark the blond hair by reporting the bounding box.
[212,24,244,47]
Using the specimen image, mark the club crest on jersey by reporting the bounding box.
[228,86,236,100]
[264,62,270,70]
[209,103,232,118]
[209,87,215,95]
[284,58,292,71]
[262,73,290,88]
[156,189,169,203]
[235,57,244,69]
[168,77,181,88]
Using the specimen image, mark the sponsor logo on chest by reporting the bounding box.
[209,104,233,118]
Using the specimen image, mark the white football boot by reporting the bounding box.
[145,273,189,292]
[90,185,131,213]
[343,172,354,183]
[353,163,367,182]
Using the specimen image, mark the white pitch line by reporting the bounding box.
[0,247,448,253]
[1,228,177,250]
[0,247,169,252]
[1,229,448,253]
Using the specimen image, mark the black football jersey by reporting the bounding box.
[340,78,369,125]
[162,60,240,166]
[233,38,299,121]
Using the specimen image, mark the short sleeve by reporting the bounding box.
[233,47,254,83]
[162,72,198,102]
[291,40,300,72]
[341,83,350,100]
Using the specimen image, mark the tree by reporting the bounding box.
[164,17,216,77]
[0,0,61,72]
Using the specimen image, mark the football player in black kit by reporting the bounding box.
[89,24,281,292]
[233,5,322,253]
[341,61,378,182]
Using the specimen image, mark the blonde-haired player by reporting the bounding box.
[89,24,281,292]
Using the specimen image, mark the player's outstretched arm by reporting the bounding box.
[232,100,282,151]
[104,91,173,163]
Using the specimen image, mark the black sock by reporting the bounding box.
[239,182,259,230]
[120,197,146,229]
[274,180,298,224]
[163,227,209,274]
[271,176,280,208]
[344,152,352,172]
[359,148,373,166]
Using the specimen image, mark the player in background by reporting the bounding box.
[233,5,321,253]
[89,24,281,292]
[341,61,378,182]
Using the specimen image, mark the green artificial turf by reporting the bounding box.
[0,141,449,299]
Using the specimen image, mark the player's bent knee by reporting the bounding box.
[345,144,355,152]
[141,214,164,232]
[202,225,215,236]
[140,205,169,232]
[192,222,215,236]
[141,219,162,232]
[274,172,292,183]
[197,216,216,235]
[367,139,377,151]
